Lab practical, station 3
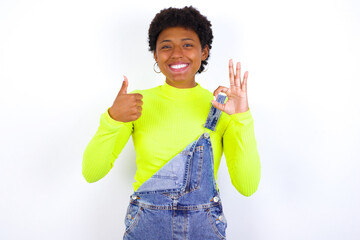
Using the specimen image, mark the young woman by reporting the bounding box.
[83,6,261,240]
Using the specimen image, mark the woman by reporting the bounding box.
[83,6,261,239]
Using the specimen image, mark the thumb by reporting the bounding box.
[119,75,128,94]
[211,99,225,112]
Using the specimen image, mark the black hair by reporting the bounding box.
[148,6,213,73]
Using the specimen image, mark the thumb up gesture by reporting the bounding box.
[108,76,143,122]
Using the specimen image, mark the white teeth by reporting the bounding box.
[170,64,188,69]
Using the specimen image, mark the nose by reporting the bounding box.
[171,45,183,59]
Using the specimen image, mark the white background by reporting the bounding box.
[1,0,359,239]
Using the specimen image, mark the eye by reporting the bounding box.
[184,43,193,47]
[161,45,171,49]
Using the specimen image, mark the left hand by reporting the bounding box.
[211,59,249,114]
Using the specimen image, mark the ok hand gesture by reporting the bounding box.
[211,59,249,114]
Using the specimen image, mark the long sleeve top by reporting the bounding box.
[82,81,261,196]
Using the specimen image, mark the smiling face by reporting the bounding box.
[154,27,209,88]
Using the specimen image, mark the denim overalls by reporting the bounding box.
[123,94,228,240]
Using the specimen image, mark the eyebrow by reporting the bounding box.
[160,38,195,43]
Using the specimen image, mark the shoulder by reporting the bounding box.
[196,84,214,100]
[128,85,161,96]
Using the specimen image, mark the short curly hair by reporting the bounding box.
[148,6,213,74]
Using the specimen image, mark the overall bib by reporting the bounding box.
[123,94,228,240]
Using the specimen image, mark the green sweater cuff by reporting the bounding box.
[101,108,133,132]
[229,108,253,125]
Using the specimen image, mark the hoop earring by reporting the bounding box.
[153,62,161,73]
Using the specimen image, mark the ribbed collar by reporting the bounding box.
[160,81,202,99]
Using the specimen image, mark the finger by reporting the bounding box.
[134,93,143,100]
[242,71,248,92]
[213,86,230,99]
[119,75,128,94]
[211,100,226,112]
[235,62,241,87]
[136,98,143,106]
[229,59,235,87]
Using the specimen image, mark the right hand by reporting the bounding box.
[108,76,143,122]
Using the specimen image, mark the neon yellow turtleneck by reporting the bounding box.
[82,82,261,196]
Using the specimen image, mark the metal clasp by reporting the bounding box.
[204,132,210,139]
[211,196,219,202]
[131,195,140,200]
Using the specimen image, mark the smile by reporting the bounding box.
[169,63,189,71]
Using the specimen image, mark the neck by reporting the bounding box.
[165,79,197,89]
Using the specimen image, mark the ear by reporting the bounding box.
[153,51,158,62]
[201,45,209,61]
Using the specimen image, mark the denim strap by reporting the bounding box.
[203,94,227,131]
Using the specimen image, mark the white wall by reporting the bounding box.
[1,0,359,239]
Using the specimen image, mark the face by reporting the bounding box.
[154,27,209,88]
